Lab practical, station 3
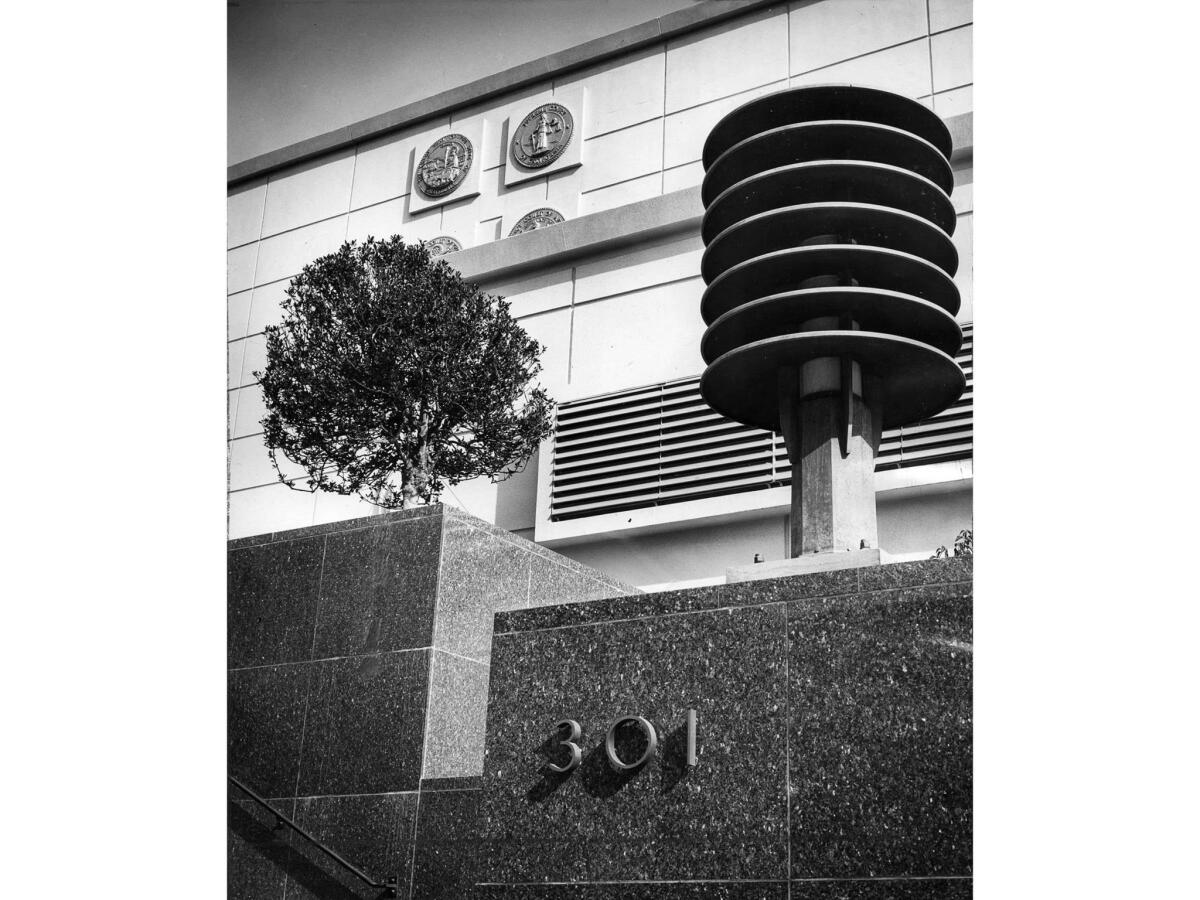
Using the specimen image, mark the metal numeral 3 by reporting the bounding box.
[546,719,582,773]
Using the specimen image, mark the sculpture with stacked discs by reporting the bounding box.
[700,85,964,576]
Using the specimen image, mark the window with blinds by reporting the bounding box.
[549,324,973,521]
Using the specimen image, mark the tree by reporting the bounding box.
[255,236,554,509]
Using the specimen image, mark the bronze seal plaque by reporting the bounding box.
[426,236,462,256]
[511,103,574,169]
[416,133,473,198]
[509,207,565,236]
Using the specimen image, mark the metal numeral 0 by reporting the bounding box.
[604,715,658,771]
[546,719,582,773]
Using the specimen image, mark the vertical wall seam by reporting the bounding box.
[289,533,328,814]
[566,264,578,383]
[418,513,449,782]
[925,0,936,105]
[406,787,422,900]
[786,0,794,84]
[233,186,268,387]
[659,41,668,194]
[783,600,792,897]
[345,147,358,241]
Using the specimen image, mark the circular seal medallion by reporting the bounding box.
[509,208,565,236]
[416,133,473,198]
[426,236,462,256]
[510,103,574,169]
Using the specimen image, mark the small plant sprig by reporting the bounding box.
[932,528,973,559]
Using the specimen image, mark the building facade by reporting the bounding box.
[227,0,974,590]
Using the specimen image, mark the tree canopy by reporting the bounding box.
[255,236,554,508]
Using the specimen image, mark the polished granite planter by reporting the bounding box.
[227,504,635,900]
[476,557,972,898]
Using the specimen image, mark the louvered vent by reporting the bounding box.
[550,324,972,521]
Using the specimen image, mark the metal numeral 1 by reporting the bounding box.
[686,707,698,767]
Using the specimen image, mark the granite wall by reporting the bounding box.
[227,503,635,900]
[477,557,973,898]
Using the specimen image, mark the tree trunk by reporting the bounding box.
[399,422,434,509]
[400,467,431,508]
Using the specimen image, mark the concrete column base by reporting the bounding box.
[726,548,882,583]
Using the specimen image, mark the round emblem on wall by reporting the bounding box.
[510,103,574,169]
[416,133,474,198]
[509,208,565,236]
[425,236,463,256]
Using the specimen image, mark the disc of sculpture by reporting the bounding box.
[699,85,965,575]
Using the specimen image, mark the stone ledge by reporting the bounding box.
[728,548,882,582]
[494,556,972,633]
[450,187,702,285]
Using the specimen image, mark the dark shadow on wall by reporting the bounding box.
[228,800,383,900]
[578,740,643,798]
[526,728,576,803]
[659,718,693,794]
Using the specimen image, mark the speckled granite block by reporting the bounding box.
[526,552,620,610]
[296,649,431,796]
[787,585,973,878]
[496,558,970,635]
[423,650,492,780]
[284,793,418,900]
[312,515,442,659]
[411,787,485,900]
[478,559,971,894]
[789,879,971,899]
[858,557,972,592]
[228,504,442,550]
[471,884,788,899]
[495,584,723,635]
[228,535,326,668]
[228,796,294,900]
[480,604,790,883]
[435,514,533,662]
[228,663,311,798]
[228,503,648,898]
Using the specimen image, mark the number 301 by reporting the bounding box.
[546,709,697,773]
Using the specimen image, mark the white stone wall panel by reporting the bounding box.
[931,25,972,92]
[229,483,317,539]
[788,0,928,75]
[260,150,355,238]
[579,119,663,193]
[254,216,349,287]
[664,6,789,114]
[567,277,706,399]
[228,289,253,342]
[227,178,267,249]
[349,119,450,211]
[578,172,661,217]
[929,0,973,34]
[662,80,787,169]
[790,38,932,98]
[573,233,703,304]
[555,46,665,138]
[227,243,259,295]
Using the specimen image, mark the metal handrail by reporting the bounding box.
[228,774,398,898]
